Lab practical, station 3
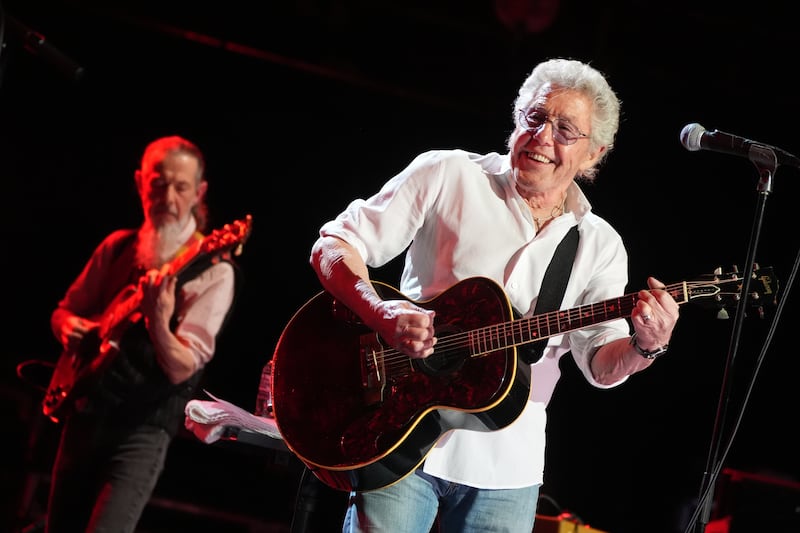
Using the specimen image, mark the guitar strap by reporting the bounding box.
[519,224,580,364]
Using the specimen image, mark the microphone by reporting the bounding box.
[680,123,800,169]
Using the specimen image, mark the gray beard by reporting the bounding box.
[135,220,185,269]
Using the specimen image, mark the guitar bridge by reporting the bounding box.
[360,333,387,406]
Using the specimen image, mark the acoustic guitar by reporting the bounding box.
[271,267,777,492]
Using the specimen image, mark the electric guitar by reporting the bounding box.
[271,267,777,492]
[42,215,253,423]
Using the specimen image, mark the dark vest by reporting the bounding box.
[82,229,240,436]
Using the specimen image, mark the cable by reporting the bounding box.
[537,492,585,525]
[16,359,55,393]
[536,492,563,515]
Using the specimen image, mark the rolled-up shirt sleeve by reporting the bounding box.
[175,261,236,371]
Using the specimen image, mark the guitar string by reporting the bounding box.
[365,279,741,376]
[368,296,639,375]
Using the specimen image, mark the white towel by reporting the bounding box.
[184,390,283,444]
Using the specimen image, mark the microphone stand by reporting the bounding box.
[691,150,777,532]
[2,13,85,85]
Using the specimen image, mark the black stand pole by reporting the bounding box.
[691,153,777,532]
[3,13,84,83]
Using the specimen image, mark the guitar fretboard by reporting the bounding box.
[469,282,691,356]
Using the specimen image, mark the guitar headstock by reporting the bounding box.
[685,265,778,319]
[202,214,254,258]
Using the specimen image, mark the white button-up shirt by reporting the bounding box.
[320,149,631,488]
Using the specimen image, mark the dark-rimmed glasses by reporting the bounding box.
[517,109,589,145]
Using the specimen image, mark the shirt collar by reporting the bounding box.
[483,152,594,221]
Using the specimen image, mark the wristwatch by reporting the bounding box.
[629,332,669,360]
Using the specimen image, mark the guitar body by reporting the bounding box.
[271,277,531,492]
[42,286,141,421]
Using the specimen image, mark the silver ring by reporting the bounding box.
[643,314,652,322]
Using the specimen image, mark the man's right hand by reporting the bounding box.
[375,300,437,359]
[60,315,99,351]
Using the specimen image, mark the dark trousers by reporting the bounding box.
[45,414,171,533]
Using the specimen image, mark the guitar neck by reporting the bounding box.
[97,235,208,339]
[470,281,689,356]
[99,289,143,339]
[168,237,205,275]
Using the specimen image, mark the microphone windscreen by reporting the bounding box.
[680,123,706,151]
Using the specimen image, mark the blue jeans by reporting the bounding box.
[342,469,539,532]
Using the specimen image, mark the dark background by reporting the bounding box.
[1,1,799,532]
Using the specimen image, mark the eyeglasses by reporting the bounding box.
[517,108,589,145]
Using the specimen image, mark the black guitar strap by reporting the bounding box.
[519,224,580,364]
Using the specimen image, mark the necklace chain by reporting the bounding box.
[527,192,567,229]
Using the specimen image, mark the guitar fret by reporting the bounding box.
[475,292,645,356]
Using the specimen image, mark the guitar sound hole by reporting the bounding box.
[413,325,464,377]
